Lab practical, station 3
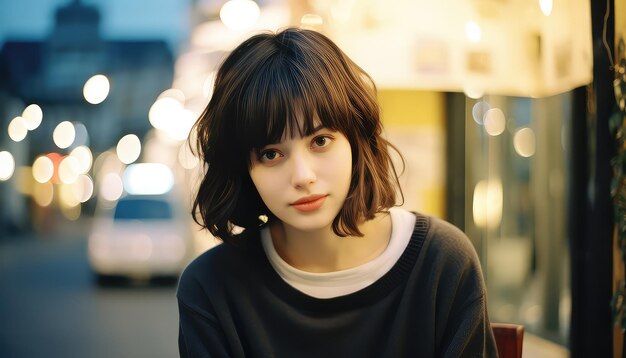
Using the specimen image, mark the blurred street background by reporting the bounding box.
[0,0,624,357]
[0,220,179,357]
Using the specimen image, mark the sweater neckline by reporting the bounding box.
[253,212,430,313]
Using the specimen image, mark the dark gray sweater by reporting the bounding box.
[177,213,498,357]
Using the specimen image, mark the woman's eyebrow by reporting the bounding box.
[310,124,326,133]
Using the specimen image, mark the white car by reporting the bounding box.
[88,193,194,284]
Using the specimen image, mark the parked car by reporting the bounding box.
[88,193,194,284]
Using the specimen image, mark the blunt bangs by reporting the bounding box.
[233,30,368,165]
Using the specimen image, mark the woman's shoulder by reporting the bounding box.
[416,213,487,295]
[413,213,482,272]
[177,239,262,301]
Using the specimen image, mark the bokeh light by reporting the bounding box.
[472,178,503,229]
[300,14,323,28]
[220,0,260,31]
[158,88,186,104]
[22,104,43,130]
[514,127,537,157]
[472,101,491,125]
[484,108,506,136]
[149,97,183,130]
[465,21,481,43]
[70,146,93,174]
[123,163,174,195]
[540,0,553,16]
[32,156,55,183]
[116,134,141,164]
[463,87,484,99]
[75,174,94,203]
[53,121,76,149]
[60,183,81,207]
[58,156,80,184]
[166,108,196,141]
[0,151,16,181]
[83,74,110,104]
[94,151,124,182]
[8,116,28,142]
[100,172,124,201]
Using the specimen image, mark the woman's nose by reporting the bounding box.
[290,152,316,188]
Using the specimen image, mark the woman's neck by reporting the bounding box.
[269,212,392,273]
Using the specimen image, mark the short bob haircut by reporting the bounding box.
[192,27,403,245]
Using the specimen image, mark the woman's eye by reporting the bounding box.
[312,135,332,148]
[260,150,281,162]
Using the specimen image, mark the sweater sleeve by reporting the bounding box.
[428,217,499,358]
[440,295,498,358]
[178,298,231,358]
[177,249,234,358]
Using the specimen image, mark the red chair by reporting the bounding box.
[491,323,524,358]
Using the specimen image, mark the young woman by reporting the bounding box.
[177,27,498,357]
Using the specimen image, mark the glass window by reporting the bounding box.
[463,93,571,345]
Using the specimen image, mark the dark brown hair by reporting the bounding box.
[192,27,403,245]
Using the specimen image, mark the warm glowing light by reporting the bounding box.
[60,183,81,207]
[149,97,184,130]
[70,146,93,174]
[158,88,186,104]
[116,134,141,164]
[484,108,506,136]
[22,104,43,130]
[163,108,196,141]
[463,87,484,99]
[53,121,76,149]
[472,178,503,229]
[471,101,490,125]
[539,0,553,16]
[220,0,260,31]
[465,21,481,43]
[32,156,55,183]
[300,14,323,28]
[62,175,93,204]
[45,153,64,184]
[8,116,28,142]
[178,143,199,170]
[100,173,124,201]
[58,156,80,184]
[123,163,174,195]
[0,151,15,181]
[83,74,110,104]
[76,174,94,202]
[33,181,54,207]
[514,127,536,157]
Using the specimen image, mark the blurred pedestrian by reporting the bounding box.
[177,27,497,357]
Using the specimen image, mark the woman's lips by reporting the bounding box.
[290,194,328,212]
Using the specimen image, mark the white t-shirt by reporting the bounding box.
[260,207,416,298]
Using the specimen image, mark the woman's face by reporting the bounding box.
[249,123,352,233]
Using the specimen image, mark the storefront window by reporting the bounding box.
[463,93,571,345]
